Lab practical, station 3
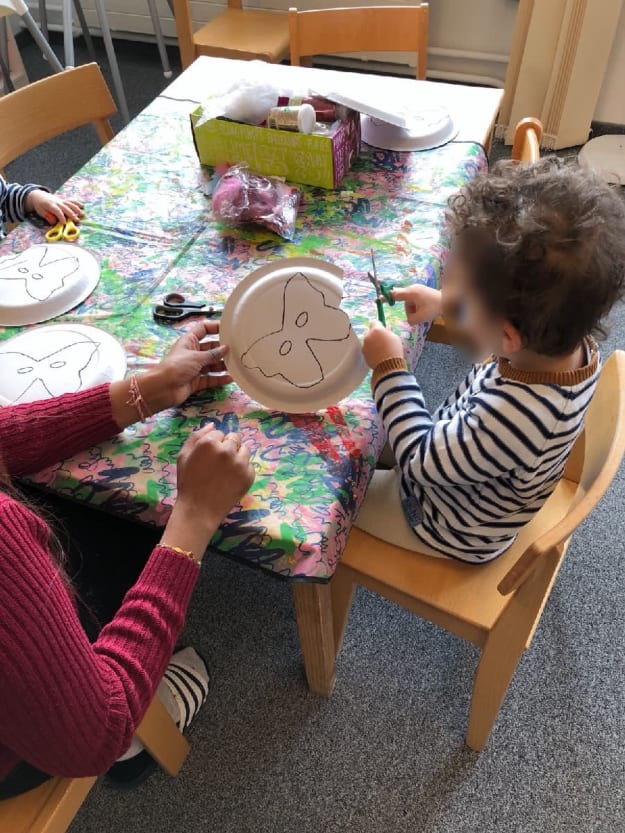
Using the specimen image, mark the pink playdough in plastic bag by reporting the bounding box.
[211,165,301,240]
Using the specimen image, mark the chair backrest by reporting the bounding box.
[511,116,543,163]
[500,350,625,594]
[0,64,116,170]
[289,5,429,80]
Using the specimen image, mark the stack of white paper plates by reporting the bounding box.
[221,257,367,413]
[361,109,458,152]
[0,243,100,327]
[0,323,127,405]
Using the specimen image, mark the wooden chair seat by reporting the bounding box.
[341,476,577,644]
[193,8,290,62]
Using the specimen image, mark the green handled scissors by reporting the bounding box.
[367,250,395,326]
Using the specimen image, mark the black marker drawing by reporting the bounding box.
[0,336,101,403]
[0,246,80,302]
[241,273,352,388]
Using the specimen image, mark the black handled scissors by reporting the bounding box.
[153,292,224,324]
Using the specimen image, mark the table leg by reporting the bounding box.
[292,582,336,696]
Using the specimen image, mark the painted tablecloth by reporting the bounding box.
[0,90,486,581]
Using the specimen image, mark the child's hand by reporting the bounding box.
[25,189,84,225]
[392,285,442,325]
[362,321,404,369]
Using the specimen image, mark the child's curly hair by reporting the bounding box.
[445,157,625,356]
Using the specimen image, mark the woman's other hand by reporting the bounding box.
[162,424,256,558]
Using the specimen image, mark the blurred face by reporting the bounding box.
[442,246,519,359]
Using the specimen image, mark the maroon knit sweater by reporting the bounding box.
[0,385,199,779]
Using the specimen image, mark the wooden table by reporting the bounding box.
[0,57,502,694]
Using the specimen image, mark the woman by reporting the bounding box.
[0,320,255,797]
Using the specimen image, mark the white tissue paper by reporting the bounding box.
[196,62,291,127]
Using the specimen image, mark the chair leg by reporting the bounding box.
[331,565,355,655]
[73,0,98,63]
[292,582,336,696]
[36,777,96,833]
[20,11,64,72]
[466,549,561,751]
[61,0,74,67]
[135,696,190,776]
[38,0,49,40]
[145,0,173,78]
[92,0,130,122]
[0,20,13,95]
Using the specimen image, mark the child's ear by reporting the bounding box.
[501,320,523,355]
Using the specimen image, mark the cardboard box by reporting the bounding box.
[190,107,361,189]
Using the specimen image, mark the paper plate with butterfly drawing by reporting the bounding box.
[220,258,367,413]
[0,243,100,326]
[0,323,127,406]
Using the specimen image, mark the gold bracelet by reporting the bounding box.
[160,543,201,567]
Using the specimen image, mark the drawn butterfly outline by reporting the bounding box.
[241,273,352,389]
[0,246,80,302]
[0,339,101,403]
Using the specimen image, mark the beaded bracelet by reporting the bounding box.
[126,375,152,422]
[160,543,201,567]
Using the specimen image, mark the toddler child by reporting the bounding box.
[0,175,83,237]
[358,158,625,563]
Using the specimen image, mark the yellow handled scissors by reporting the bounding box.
[45,219,80,243]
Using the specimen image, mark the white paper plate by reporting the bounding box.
[0,244,100,327]
[0,323,127,405]
[221,258,367,413]
[361,109,458,152]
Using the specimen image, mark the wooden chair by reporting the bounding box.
[172,0,290,71]
[0,696,189,833]
[289,4,429,80]
[426,116,543,346]
[331,351,625,750]
[0,63,116,173]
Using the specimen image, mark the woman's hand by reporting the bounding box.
[109,320,232,428]
[152,319,232,408]
[362,321,404,369]
[25,189,84,225]
[162,424,256,558]
[392,285,442,325]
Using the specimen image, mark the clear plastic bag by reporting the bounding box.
[211,165,301,240]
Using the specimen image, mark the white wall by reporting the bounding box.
[594,2,625,123]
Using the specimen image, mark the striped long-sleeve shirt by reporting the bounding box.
[371,338,600,563]
[0,177,43,236]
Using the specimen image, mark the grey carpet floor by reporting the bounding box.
[8,34,625,833]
